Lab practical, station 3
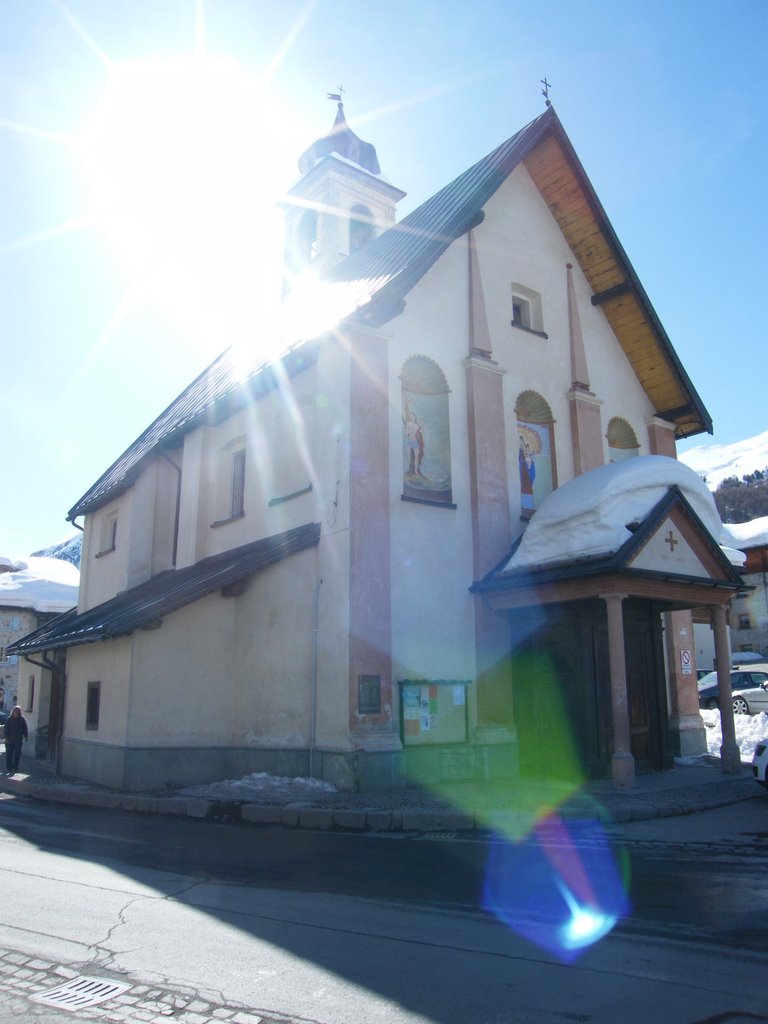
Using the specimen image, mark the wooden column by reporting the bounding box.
[602,592,635,788]
[712,604,741,773]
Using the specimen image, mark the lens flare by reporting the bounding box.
[403,645,630,961]
[482,811,629,962]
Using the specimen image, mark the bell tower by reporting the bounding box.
[283,98,405,286]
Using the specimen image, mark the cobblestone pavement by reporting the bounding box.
[0,950,290,1024]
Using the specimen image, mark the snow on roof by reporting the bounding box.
[0,556,79,613]
[504,455,745,572]
[725,515,768,550]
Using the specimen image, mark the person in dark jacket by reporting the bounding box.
[4,706,28,775]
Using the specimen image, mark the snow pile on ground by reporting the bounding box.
[699,708,768,760]
[180,771,338,804]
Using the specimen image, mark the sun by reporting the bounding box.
[78,54,296,354]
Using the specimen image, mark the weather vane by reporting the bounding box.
[541,77,551,107]
[327,86,345,103]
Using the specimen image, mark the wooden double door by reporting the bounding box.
[513,599,671,780]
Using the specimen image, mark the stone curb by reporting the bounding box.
[0,772,761,833]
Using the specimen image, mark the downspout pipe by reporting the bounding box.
[23,650,65,774]
[309,578,322,779]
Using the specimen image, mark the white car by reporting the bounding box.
[753,740,768,789]
[697,668,768,715]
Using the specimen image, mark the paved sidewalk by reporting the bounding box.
[0,751,762,831]
[0,949,276,1023]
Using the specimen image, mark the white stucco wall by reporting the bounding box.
[79,495,133,612]
[128,593,237,744]
[379,162,661,738]
[65,639,132,745]
[481,167,657,505]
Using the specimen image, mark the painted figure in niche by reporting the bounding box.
[517,422,551,511]
[404,406,426,477]
[519,434,536,503]
[401,387,452,504]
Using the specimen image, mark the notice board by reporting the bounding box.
[398,679,470,746]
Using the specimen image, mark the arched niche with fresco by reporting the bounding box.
[515,390,557,517]
[607,416,640,463]
[401,355,453,506]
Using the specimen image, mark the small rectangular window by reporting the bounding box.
[512,297,532,329]
[231,448,246,518]
[739,614,751,629]
[358,674,382,715]
[86,681,101,731]
[96,513,118,556]
[26,676,35,713]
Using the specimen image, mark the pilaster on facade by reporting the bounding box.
[347,324,394,743]
[647,416,677,457]
[568,389,605,476]
[566,263,605,476]
[467,228,493,359]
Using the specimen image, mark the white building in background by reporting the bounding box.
[0,555,79,755]
[10,102,745,792]
[726,517,768,658]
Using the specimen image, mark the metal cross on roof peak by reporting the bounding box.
[540,77,552,107]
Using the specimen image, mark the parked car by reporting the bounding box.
[753,740,768,789]
[698,668,768,715]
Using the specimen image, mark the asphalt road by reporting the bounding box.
[0,791,767,1023]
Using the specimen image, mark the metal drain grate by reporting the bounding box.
[31,975,131,1010]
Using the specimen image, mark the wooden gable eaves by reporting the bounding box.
[522,120,712,441]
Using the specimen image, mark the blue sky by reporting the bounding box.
[2,0,766,557]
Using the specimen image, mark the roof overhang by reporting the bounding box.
[521,117,711,439]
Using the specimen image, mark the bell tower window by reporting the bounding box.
[298,209,318,266]
[349,204,374,252]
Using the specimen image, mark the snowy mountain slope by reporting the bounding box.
[678,430,768,490]
[31,533,82,568]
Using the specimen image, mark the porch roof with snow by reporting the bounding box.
[67,106,711,523]
[8,522,320,655]
[472,457,744,612]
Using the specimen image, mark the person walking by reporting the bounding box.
[4,706,28,775]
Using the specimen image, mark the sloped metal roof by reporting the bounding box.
[67,342,317,520]
[67,105,711,521]
[8,522,321,655]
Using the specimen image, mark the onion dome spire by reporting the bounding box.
[298,98,381,176]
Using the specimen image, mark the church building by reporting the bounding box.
[10,101,745,792]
